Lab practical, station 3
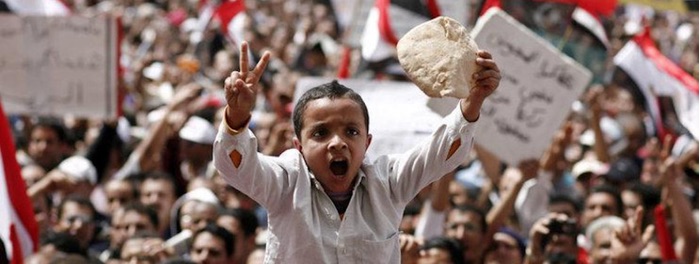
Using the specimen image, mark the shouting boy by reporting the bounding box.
[213,42,500,263]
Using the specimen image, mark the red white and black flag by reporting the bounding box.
[0,100,39,264]
[360,0,441,62]
[212,0,246,45]
[614,26,699,139]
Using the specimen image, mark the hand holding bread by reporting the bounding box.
[398,16,500,121]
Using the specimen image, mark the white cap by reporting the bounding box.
[179,116,217,145]
[58,156,97,185]
[571,158,609,179]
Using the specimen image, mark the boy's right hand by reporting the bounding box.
[224,42,271,129]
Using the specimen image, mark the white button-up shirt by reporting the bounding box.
[213,106,476,263]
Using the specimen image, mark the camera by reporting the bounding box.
[547,219,577,236]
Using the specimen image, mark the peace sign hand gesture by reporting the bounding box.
[224,42,271,129]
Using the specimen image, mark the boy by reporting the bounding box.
[214,42,500,263]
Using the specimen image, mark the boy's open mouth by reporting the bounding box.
[329,160,349,176]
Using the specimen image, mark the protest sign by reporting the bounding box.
[0,15,118,118]
[471,9,592,166]
[295,77,456,160]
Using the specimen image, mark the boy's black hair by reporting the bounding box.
[219,208,259,238]
[292,80,369,139]
[194,224,236,257]
[420,236,464,264]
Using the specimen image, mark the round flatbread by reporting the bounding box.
[397,16,481,98]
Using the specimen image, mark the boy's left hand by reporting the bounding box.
[470,50,500,101]
[460,50,500,122]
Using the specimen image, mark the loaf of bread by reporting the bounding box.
[397,16,481,98]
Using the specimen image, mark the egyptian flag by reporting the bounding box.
[478,0,502,16]
[213,0,246,45]
[0,101,39,264]
[0,0,69,15]
[614,25,699,139]
[360,0,441,62]
[533,0,616,48]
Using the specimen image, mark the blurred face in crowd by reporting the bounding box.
[21,164,46,186]
[123,209,157,236]
[418,248,453,264]
[181,201,218,232]
[589,227,614,264]
[28,126,66,170]
[449,181,471,207]
[105,180,134,214]
[190,232,232,264]
[32,193,50,236]
[268,71,297,120]
[120,237,164,264]
[445,209,484,263]
[140,178,176,231]
[109,208,127,249]
[544,233,578,259]
[217,215,247,263]
[179,140,213,166]
[621,190,641,220]
[293,97,372,194]
[548,201,580,225]
[55,201,95,249]
[483,232,522,264]
[582,192,618,227]
[639,241,662,264]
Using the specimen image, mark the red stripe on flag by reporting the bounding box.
[633,27,699,94]
[9,225,24,264]
[479,0,502,16]
[376,0,398,46]
[425,0,441,18]
[214,0,245,34]
[654,205,679,261]
[0,101,38,261]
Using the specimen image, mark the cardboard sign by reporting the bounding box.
[0,15,118,118]
[471,9,592,166]
[295,77,456,160]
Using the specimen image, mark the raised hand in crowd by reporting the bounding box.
[658,155,699,263]
[261,120,294,156]
[223,42,271,130]
[609,207,654,263]
[400,233,422,264]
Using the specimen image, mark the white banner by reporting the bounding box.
[295,77,457,160]
[471,9,592,166]
[0,15,118,118]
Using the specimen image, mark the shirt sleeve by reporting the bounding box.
[212,121,299,211]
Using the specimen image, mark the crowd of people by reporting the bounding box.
[3,0,699,263]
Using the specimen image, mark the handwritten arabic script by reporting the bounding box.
[471,9,591,166]
[0,15,117,118]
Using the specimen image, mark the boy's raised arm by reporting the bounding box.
[460,50,500,122]
[223,42,271,131]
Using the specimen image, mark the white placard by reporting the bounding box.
[295,77,456,160]
[471,9,592,166]
[0,15,118,118]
